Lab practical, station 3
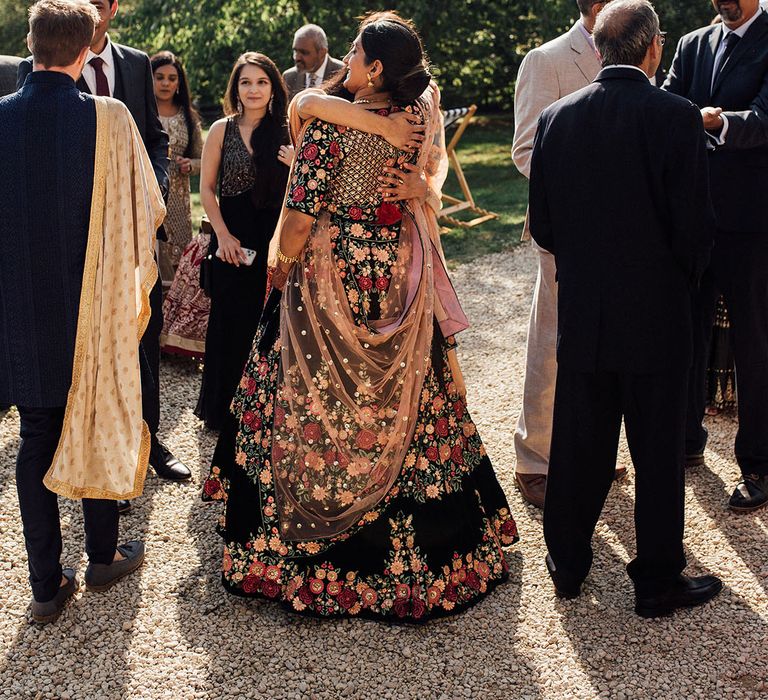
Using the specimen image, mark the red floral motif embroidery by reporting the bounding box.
[219,507,516,620]
[291,185,306,203]
[375,276,389,291]
[204,479,221,497]
[375,202,402,226]
[349,206,363,220]
[355,429,377,450]
[303,422,322,442]
[303,143,319,160]
[357,276,373,291]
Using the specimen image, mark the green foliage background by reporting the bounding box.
[1,1,714,113]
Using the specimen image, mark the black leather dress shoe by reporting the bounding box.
[31,568,78,624]
[117,499,131,515]
[728,474,768,512]
[150,442,191,481]
[545,554,582,599]
[635,574,722,618]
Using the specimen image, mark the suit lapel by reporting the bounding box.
[569,24,599,83]
[111,43,129,103]
[322,58,338,82]
[712,13,768,97]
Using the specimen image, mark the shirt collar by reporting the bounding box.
[601,64,650,81]
[722,8,764,39]
[310,53,329,79]
[87,34,113,66]
[578,20,596,51]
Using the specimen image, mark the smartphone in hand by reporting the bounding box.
[215,247,257,266]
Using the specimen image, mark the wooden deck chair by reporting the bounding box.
[439,105,499,229]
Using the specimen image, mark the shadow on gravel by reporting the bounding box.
[0,408,20,501]
[174,497,544,697]
[551,460,768,698]
[688,456,768,599]
[0,477,156,699]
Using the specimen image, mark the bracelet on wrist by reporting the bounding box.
[276,247,300,265]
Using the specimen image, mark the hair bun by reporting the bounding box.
[393,63,431,104]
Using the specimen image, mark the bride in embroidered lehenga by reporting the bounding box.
[202,14,518,621]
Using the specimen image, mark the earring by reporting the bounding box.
[268,95,274,113]
[367,72,374,89]
[237,98,244,115]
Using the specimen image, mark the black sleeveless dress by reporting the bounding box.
[195,117,280,431]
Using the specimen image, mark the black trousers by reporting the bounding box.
[140,273,163,454]
[544,366,687,595]
[686,231,768,477]
[16,406,118,602]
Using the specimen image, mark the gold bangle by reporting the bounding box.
[276,247,300,265]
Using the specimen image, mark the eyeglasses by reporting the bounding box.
[658,31,667,46]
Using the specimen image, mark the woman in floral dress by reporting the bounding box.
[150,51,204,286]
[203,16,517,622]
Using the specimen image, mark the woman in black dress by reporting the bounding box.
[196,53,292,430]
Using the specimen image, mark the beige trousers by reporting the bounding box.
[514,243,558,475]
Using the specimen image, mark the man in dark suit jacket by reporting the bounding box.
[18,0,191,499]
[0,55,22,97]
[663,0,768,513]
[529,0,721,617]
[282,24,345,99]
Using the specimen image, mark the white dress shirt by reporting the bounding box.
[602,64,651,81]
[305,53,329,89]
[83,35,116,97]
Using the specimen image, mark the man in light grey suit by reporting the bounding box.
[0,55,22,97]
[282,24,345,100]
[512,0,625,508]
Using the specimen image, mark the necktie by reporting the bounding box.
[713,32,740,83]
[89,56,110,97]
[306,72,317,89]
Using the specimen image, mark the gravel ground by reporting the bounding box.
[0,244,766,700]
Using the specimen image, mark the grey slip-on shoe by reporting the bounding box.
[85,541,145,592]
[31,568,78,624]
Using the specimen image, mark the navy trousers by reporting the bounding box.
[16,406,118,602]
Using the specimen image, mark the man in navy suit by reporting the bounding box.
[664,0,768,513]
[0,0,151,623]
[19,0,191,501]
[529,0,721,617]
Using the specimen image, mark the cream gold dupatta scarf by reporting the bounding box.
[44,97,165,500]
[270,84,468,541]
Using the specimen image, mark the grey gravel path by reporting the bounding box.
[0,244,766,699]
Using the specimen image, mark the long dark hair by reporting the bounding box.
[150,51,200,158]
[361,19,431,104]
[323,12,431,106]
[223,52,289,208]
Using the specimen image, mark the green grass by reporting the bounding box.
[190,115,527,267]
[438,115,528,266]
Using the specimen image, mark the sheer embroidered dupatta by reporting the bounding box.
[270,85,466,541]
